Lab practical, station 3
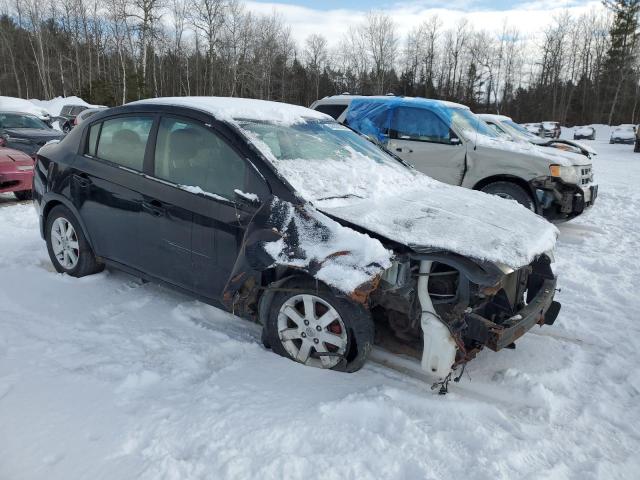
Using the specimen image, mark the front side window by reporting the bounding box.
[390,107,451,144]
[95,116,153,170]
[154,117,246,199]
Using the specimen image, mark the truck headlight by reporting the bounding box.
[549,164,578,184]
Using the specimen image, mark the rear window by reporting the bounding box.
[88,116,153,171]
[314,104,348,120]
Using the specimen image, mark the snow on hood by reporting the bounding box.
[129,96,331,125]
[246,129,558,269]
[469,131,590,166]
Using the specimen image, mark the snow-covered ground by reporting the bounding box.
[1,128,639,479]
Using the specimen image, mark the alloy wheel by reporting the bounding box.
[51,217,80,270]
[277,294,348,369]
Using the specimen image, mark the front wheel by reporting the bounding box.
[45,205,104,277]
[263,278,374,372]
[481,181,536,212]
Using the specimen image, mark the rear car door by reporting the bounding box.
[386,106,466,185]
[146,115,270,301]
[73,115,154,270]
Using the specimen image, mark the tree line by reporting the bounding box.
[0,0,638,125]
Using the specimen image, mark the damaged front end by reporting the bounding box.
[223,197,561,383]
[370,251,561,381]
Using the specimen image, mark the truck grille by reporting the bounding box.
[579,166,593,185]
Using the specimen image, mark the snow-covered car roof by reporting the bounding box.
[317,95,469,111]
[477,113,513,122]
[130,96,331,125]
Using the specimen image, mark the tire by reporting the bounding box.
[481,181,536,211]
[62,123,71,134]
[635,140,640,153]
[14,190,32,201]
[45,205,104,277]
[263,278,374,373]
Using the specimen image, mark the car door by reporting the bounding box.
[72,114,154,270]
[146,115,270,301]
[386,106,466,185]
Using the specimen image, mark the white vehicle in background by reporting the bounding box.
[573,126,596,140]
[610,125,636,144]
[523,122,543,137]
[311,95,598,222]
[479,114,597,159]
[0,96,52,126]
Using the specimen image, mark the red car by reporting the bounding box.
[0,147,34,200]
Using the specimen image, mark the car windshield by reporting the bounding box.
[449,108,499,139]
[0,113,49,129]
[239,120,419,202]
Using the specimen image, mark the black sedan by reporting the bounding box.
[0,112,64,157]
[32,97,560,381]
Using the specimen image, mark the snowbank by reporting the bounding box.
[0,96,50,119]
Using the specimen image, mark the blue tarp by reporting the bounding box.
[344,97,457,143]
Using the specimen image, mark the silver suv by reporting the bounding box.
[311,95,597,222]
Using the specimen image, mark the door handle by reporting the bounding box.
[142,200,165,217]
[73,173,92,188]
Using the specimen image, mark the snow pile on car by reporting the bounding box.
[130,96,331,125]
[0,96,50,119]
[263,198,392,293]
[30,96,104,116]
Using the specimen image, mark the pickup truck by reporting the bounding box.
[310,95,597,222]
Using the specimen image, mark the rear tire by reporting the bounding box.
[14,190,32,201]
[45,205,104,277]
[481,181,536,212]
[263,278,374,372]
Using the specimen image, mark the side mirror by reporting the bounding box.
[450,137,461,146]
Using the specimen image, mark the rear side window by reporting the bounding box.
[153,117,246,199]
[71,106,85,115]
[87,123,100,156]
[93,116,153,171]
[314,104,348,120]
[390,107,450,144]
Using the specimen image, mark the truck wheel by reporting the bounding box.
[481,181,536,211]
[45,205,104,277]
[263,278,374,373]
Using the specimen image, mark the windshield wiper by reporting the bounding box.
[317,194,364,201]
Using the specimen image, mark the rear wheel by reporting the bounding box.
[14,190,32,201]
[45,205,103,277]
[263,278,374,372]
[481,181,536,212]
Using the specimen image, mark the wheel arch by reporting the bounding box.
[41,194,96,252]
[472,174,538,211]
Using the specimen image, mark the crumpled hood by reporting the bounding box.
[317,185,558,269]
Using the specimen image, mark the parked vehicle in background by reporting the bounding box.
[311,95,597,222]
[74,107,108,125]
[57,105,89,133]
[478,114,596,158]
[542,121,561,139]
[33,96,561,383]
[523,123,544,137]
[610,125,636,144]
[0,96,52,126]
[0,112,64,157]
[573,126,596,140]
[0,147,34,200]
